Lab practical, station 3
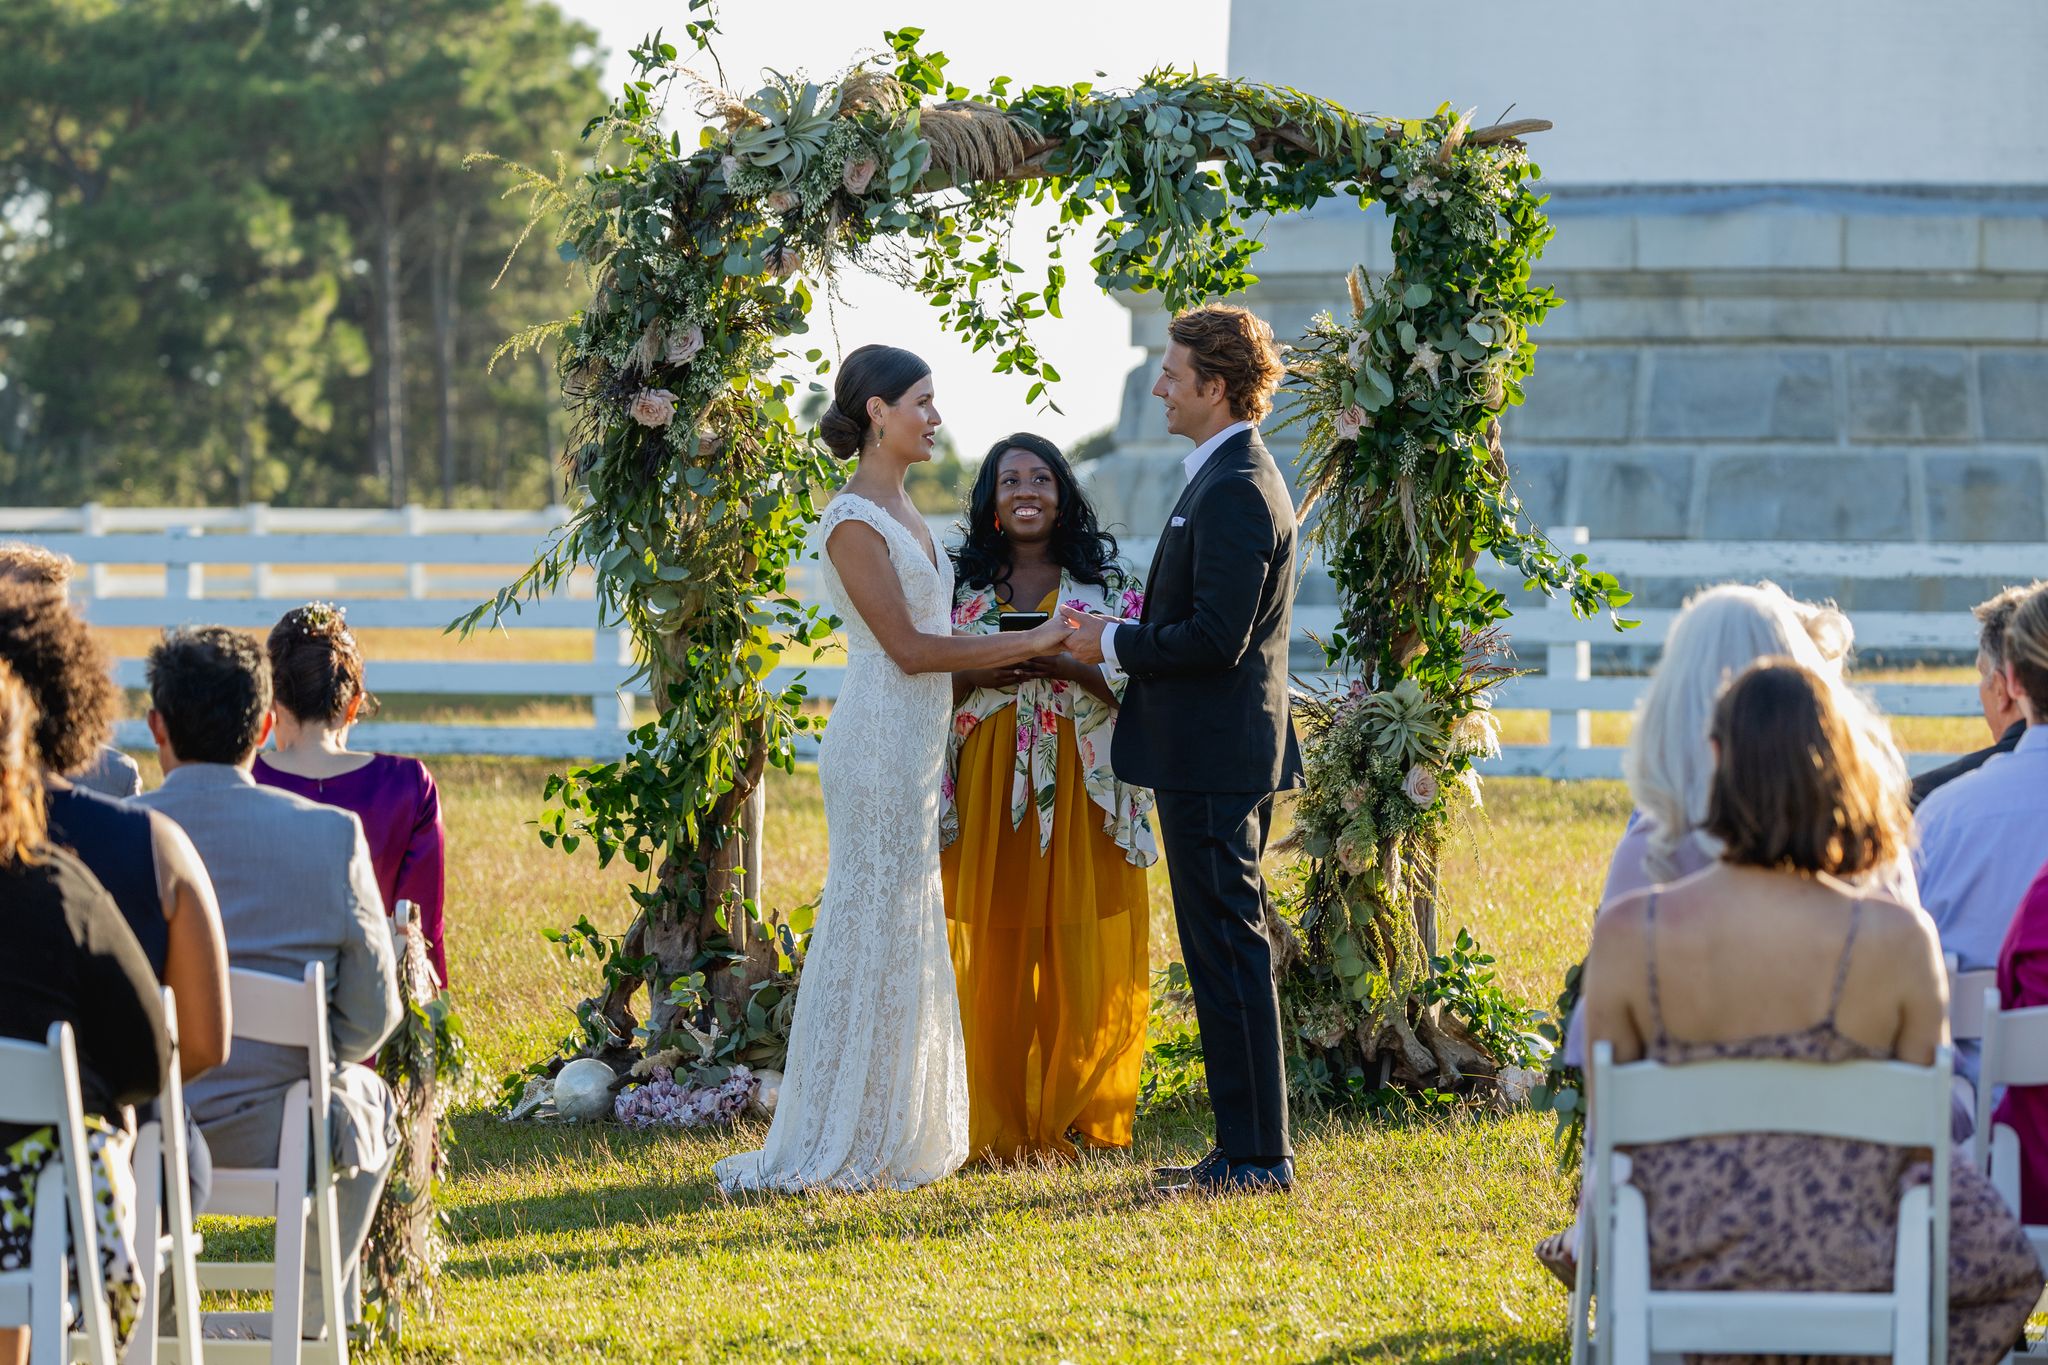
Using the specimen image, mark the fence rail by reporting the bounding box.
[0,503,2025,775]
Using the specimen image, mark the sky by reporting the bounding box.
[554,0,1231,453]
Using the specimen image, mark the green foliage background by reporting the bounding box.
[0,0,604,507]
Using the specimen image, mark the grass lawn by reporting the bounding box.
[184,758,1609,1363]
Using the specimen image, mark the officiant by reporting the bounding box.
[941,432,1159,1164]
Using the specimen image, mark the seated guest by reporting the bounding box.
[0,659,170,1363]
[1996,856,2048,1223]
[254,603,448,986]
[0,542,142,798]
[0,581,230,1082]
[132,627,399,1342]
[1916,581,2048,979]
[1912,583,2036,809]
[1566,659,2043,1357]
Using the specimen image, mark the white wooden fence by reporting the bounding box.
[0,503,2033,776]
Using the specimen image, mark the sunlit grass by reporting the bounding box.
[179,758,1611,1361]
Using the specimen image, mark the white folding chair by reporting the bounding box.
[1573,1040,1952,1365]
[0,1023,117,1365]
[124,987,203,1365]
[1973,987,2048,1360]
[194,964,347,1365]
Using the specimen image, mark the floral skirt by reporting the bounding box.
[0,1118,143,1347]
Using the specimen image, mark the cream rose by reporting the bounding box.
[766,242,800,280]
[1333,404,1369,440]
[842,154,879,194]
[1401,764,1439,807]
[664,324,705,367]
[628,388,677,429]
[767,188,799,214]
[720,154,741,182]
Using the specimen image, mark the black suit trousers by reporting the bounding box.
[1153,788,1292,1161]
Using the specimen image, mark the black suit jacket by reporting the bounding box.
[1111,428,1304,794]
[1909,719,2027,809]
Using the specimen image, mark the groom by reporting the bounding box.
[1064,304,1302,1195]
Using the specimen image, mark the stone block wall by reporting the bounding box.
[1086,185,2048,632]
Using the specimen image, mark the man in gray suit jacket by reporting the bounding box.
[132,626,400,1340]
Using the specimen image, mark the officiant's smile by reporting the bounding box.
[994,453,1058,538]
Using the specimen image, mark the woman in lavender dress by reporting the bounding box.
[252,604,448,986]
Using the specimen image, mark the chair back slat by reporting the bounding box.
[1592,1048,1953,1149]
[1984,999,2048,1089]
[227,962,327,1049]
[0,1030,66,1127]
[1948,967,2000,1040]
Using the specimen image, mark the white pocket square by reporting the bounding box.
[1170,515,1187,527]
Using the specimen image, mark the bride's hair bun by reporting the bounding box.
[818,402,865,461]
[818,344,931,461]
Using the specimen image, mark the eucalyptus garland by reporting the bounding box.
[477,1,1625,1098]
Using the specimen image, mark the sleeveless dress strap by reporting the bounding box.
[1822,899,1866,1027]
[1643,891,1668,1045]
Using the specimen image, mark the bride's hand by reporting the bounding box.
[1025,613,1079,657]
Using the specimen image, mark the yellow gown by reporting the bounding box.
[941,591,1150,1162]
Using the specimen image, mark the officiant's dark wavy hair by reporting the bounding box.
[955,433,1121,594]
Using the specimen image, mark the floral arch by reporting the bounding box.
[476,7,1629,1112]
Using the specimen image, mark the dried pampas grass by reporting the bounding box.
[836,67,907,117]
[918,101,1029,182]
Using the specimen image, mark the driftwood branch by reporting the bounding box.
[942,115,1549,188]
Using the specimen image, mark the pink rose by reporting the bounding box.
[1401,764,1439,807]
[842,155,879,194]
[663,323,704,367]
[767,188,800,214]
[628,388,677,429]
[1334,404,1370,440]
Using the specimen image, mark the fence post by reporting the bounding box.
[403,503,429,598]
[79,501,108,600]
[592,621,633,736]
[165,525,202,604]
[246,502,274,599]
[1546,525,1592,766]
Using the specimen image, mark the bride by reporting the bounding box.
[716,345,1078,1193]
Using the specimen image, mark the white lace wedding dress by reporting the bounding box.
[715,492,970,1192]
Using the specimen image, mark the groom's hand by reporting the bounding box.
[1062,610,1111,665]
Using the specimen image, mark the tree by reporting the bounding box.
[0,0,602,508]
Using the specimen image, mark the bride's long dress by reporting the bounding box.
[715,492,970,1192]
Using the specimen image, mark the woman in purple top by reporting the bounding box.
[252,603,448,986]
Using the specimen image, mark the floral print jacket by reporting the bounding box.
[940,567,1159,867]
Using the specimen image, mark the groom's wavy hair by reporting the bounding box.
[954,433,1121,594]
[1169,305,1284,422]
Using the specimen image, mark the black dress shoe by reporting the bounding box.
[1155,1155,1294,1198]
[1150,1147,1224,1185]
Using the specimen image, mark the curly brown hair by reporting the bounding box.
[1167,305,1285,422]
[0,580,121,777]
[0,541,74,593]
[0,658,46,866]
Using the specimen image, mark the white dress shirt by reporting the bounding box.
[1101,421,1253,673]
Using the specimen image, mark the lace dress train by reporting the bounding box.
[715,493,969,1192]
